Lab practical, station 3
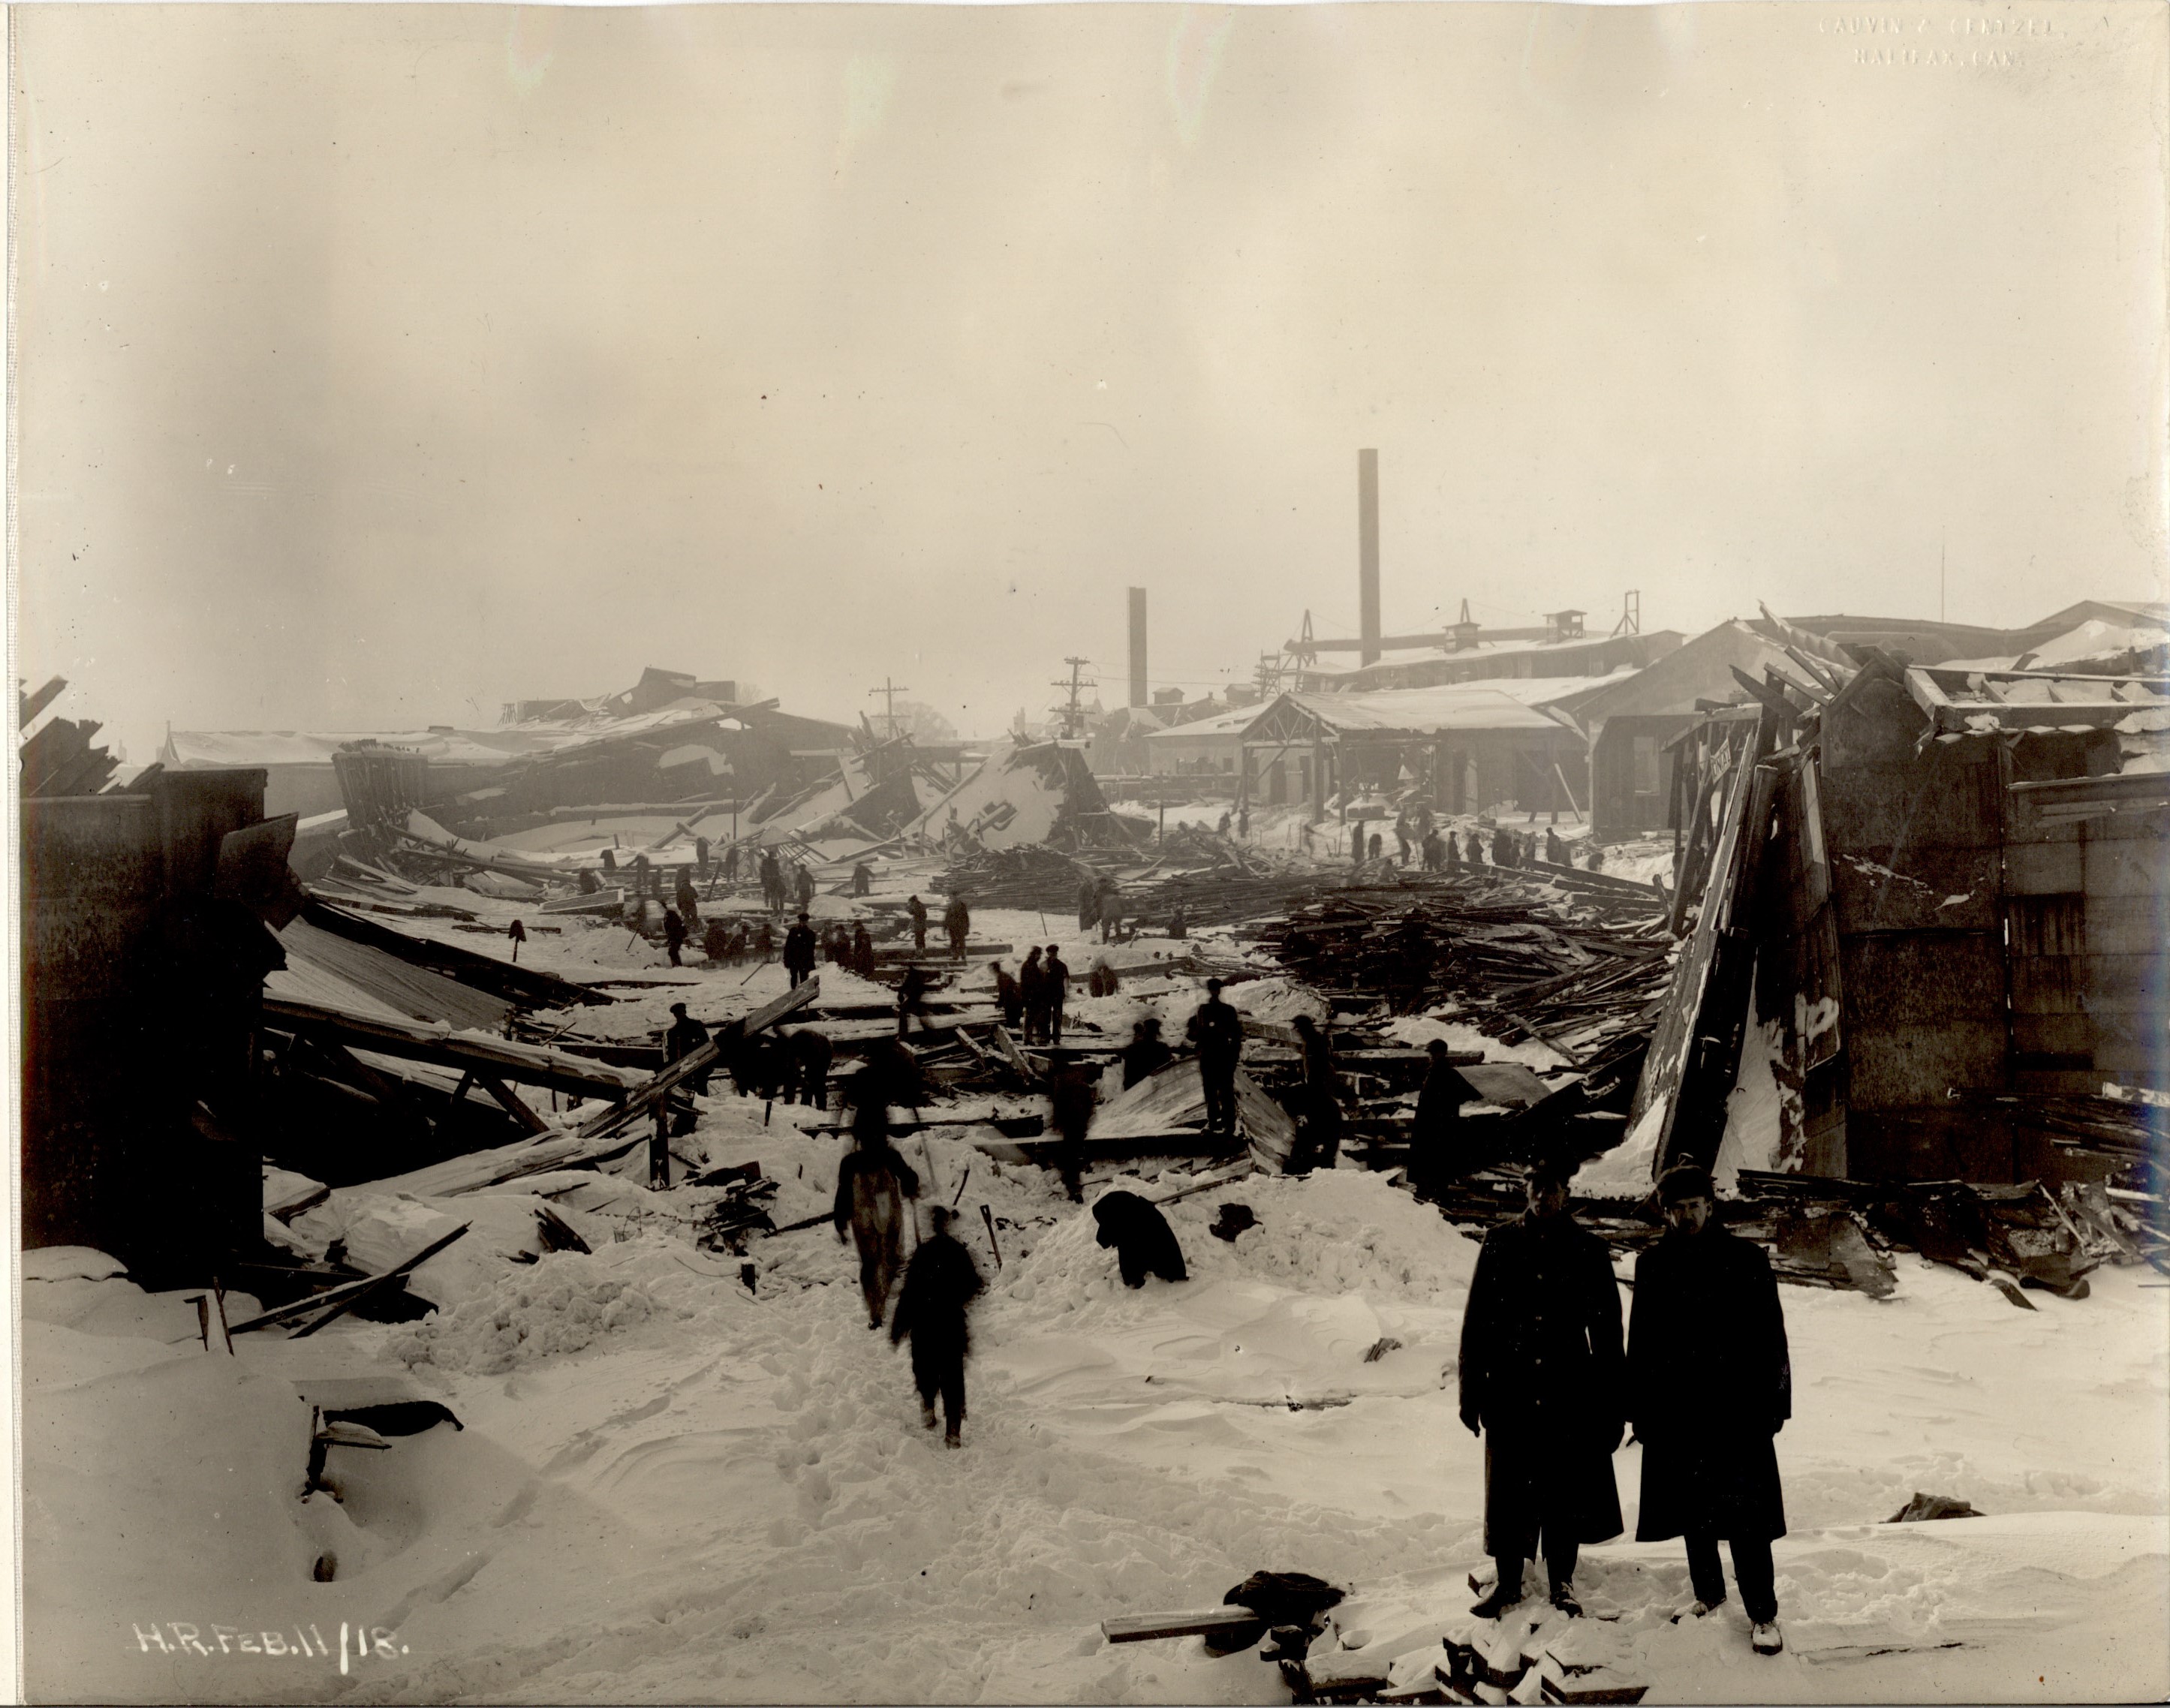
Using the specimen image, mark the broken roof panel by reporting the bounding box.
[1257,684,1595,738]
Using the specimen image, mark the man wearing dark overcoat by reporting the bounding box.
[1458,1155,1627,1619]
[1629,1161,1792,1655]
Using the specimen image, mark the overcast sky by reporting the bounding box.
[14,2,2166,756]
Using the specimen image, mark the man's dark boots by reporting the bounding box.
[1469,1567,1523,1620]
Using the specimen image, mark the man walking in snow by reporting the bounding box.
[834,1107,922,1330]
[1186,978,1245,1137]
[1458,1155,1627,1621]
[1047,1061,1097,1203]
[943,892,971,962]
[907,893,929,952]
[662,905,688,967]
[891,1205,983,1448]
[1629,1162,1791,1656]
[759,847,784,913]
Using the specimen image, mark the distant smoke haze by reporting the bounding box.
[14,4,2165,756]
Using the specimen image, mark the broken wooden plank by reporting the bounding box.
[1101,1605,1266,1645]
[224,1223,471,1338]
[263,997,642,1100]
[290,1222,474,1339]
[480,1075,552,1135]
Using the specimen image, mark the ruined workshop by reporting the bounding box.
[19,582,2169,1704]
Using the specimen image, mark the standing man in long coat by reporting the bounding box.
[1040,944,1070,1044]
[1186,978,1245,1136]
[1409,1039,1475,1201]
[1458,1156,1627,1619]
[1630,1162,1791,1656]
[782,911,819,989]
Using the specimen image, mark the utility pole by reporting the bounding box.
[1052,657,1096,741]
[868,678,910,741]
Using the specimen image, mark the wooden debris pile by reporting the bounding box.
[1260,883,1675,1056]
[930,843,1097,910]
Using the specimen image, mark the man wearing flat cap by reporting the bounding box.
[1628,1161,1792,1656]
[1457,1153,1627,1619]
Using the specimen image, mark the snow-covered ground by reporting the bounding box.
[21,1110,2170,1704]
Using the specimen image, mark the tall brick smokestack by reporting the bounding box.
[1127,586,1148,708]
[1358,449,1380,668]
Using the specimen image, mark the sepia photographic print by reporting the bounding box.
[8,1,2168,1701]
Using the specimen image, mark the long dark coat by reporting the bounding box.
[1458,1213,1626,1558]
[1629,1223,1791,1543]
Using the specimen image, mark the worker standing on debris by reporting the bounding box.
[703,919,731,965]
[1237,806,1250,840]
[1368,831,1384,864]
[676,871,702,928]
[1042,945,1070,1043]
[1119,1017,1173,1089]
[852,860,873,897]
[1545,826,1568,866]
[753,917,775,960]
[890,1205,983,1449]
[789,1026,834,1111]
[1018,946,1046,1042]
[907,893,929,952]
[1186,978,1245,1136]
[1464,828,1485,866]
[1217,809,1232,837]
[1442,829,1460,872]
[795,863,817,912]
[664,1002,711,1093]
[1458,1155,1627,1622]
[1166,902,1188,941]
[1410,1040,1476,1200]
[783,910,818,988]
[896,962,937,1036]
[1395,810,1413,865]
[834,1108,921,1330]
[851,921,878,980]
[663,906,688,967]
[992,960,1024,1030]
[1289,1013,1344,1174]
[723,841,740,885]
[1097,876,1123,944]
[1076,875,1100,934]
[759,847,783,913]
[944,892,971,962]
[1491,826,1516,868]
[1629,1162,1791,1656]
[1048,1061,1096,1202]
[695,835,712,876]
[1422,828,1446,872]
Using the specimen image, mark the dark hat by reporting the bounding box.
[1526,1153,1574,1190]
[1205,978,1223,994]
[1657,1161,1715,1205]
[670,1002,688,1016]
